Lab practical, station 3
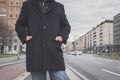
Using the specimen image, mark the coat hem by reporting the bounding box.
[27,67,66,72]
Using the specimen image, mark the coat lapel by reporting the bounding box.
[45,2,57,15]
[29,0,57,15]
[29,0,42,14]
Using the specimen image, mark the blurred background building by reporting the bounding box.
[73,20,114,54]
[113,12,120,54]
[0,0,26,54]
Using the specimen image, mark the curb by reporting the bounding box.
[14,72,30,80]
[0,61,25,67]
[66,64,81,80]
[66,64,89,80]
[14,64,82,80]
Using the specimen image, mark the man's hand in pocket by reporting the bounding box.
[26,36,32,41]
[55,36,63,42]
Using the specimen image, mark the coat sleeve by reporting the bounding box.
[15,2,28,44]
[59,6,71,44]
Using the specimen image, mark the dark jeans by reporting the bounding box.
[31,70,67,80]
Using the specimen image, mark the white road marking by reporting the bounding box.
[93,61,104,65]
[0,61,25,67]
[66,64,89,80]
[102,69,120,77]
[66,67,81,80]
[14,72,30,80]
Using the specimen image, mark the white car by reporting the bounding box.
[76,51,82,55]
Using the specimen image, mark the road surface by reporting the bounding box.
[65,54,120,80]
[0,63,26,80]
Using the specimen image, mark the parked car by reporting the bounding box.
[66,52,71,55]
[76,51,82,55]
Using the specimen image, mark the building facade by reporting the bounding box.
[78,36,85,51]
[113,13,120,53]
[94,20,113,54]
[0,0,8,53]
[114,13,120,45]
[96,20,113,46]
[0,0,26,54]
[78,20,113,54]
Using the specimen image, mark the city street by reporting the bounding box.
[0,0,120,80]
[0,55,25,66]
[0,55,26,80]
[65,53,120,80]
[0,53,120,80]
[0,63,26,80]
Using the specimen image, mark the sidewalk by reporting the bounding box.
[15,64,81,80]
[0,55,82,80]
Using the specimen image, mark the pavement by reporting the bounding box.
[13,54,120,80]
[14,64,82,80]
[0,63,26,80]
[0,54,82,80]
[65,54,120,80]
[0,54,25,67]
[0,55,26,80]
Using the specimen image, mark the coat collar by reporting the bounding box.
[29,0,57,15]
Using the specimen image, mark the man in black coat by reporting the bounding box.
[15,0,71,80]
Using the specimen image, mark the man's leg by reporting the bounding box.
[31,71,46,80]
[49,70,67,80]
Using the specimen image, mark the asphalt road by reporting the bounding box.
[65,54,120,80]
[0,63,26,80]
[0,55,25,65]
[0,55,26,80]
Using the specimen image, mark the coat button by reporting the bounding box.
[43,26,46,29]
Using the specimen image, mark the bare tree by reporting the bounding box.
[0,19,13,53]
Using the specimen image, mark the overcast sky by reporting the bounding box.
[56,0,120,41]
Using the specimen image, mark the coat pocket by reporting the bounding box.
[54,41,62,51]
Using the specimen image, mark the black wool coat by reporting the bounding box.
[15,0,71,72]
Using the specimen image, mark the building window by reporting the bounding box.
[16,2,19,5]
[16,15,18,18]
[9,40,12,43]
[11,2,13,5]
[100,43,103,45]
[14,39,17,43]
[100,39,103,41]
[11,8,13,12]
[10,14,12,18]
[8,46,11,51]
[0,8,6,12]
[99,32,103,35]
[14,45,17,50]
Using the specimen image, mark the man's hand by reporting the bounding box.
[55,36,63,42]
[26,36,32,41]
